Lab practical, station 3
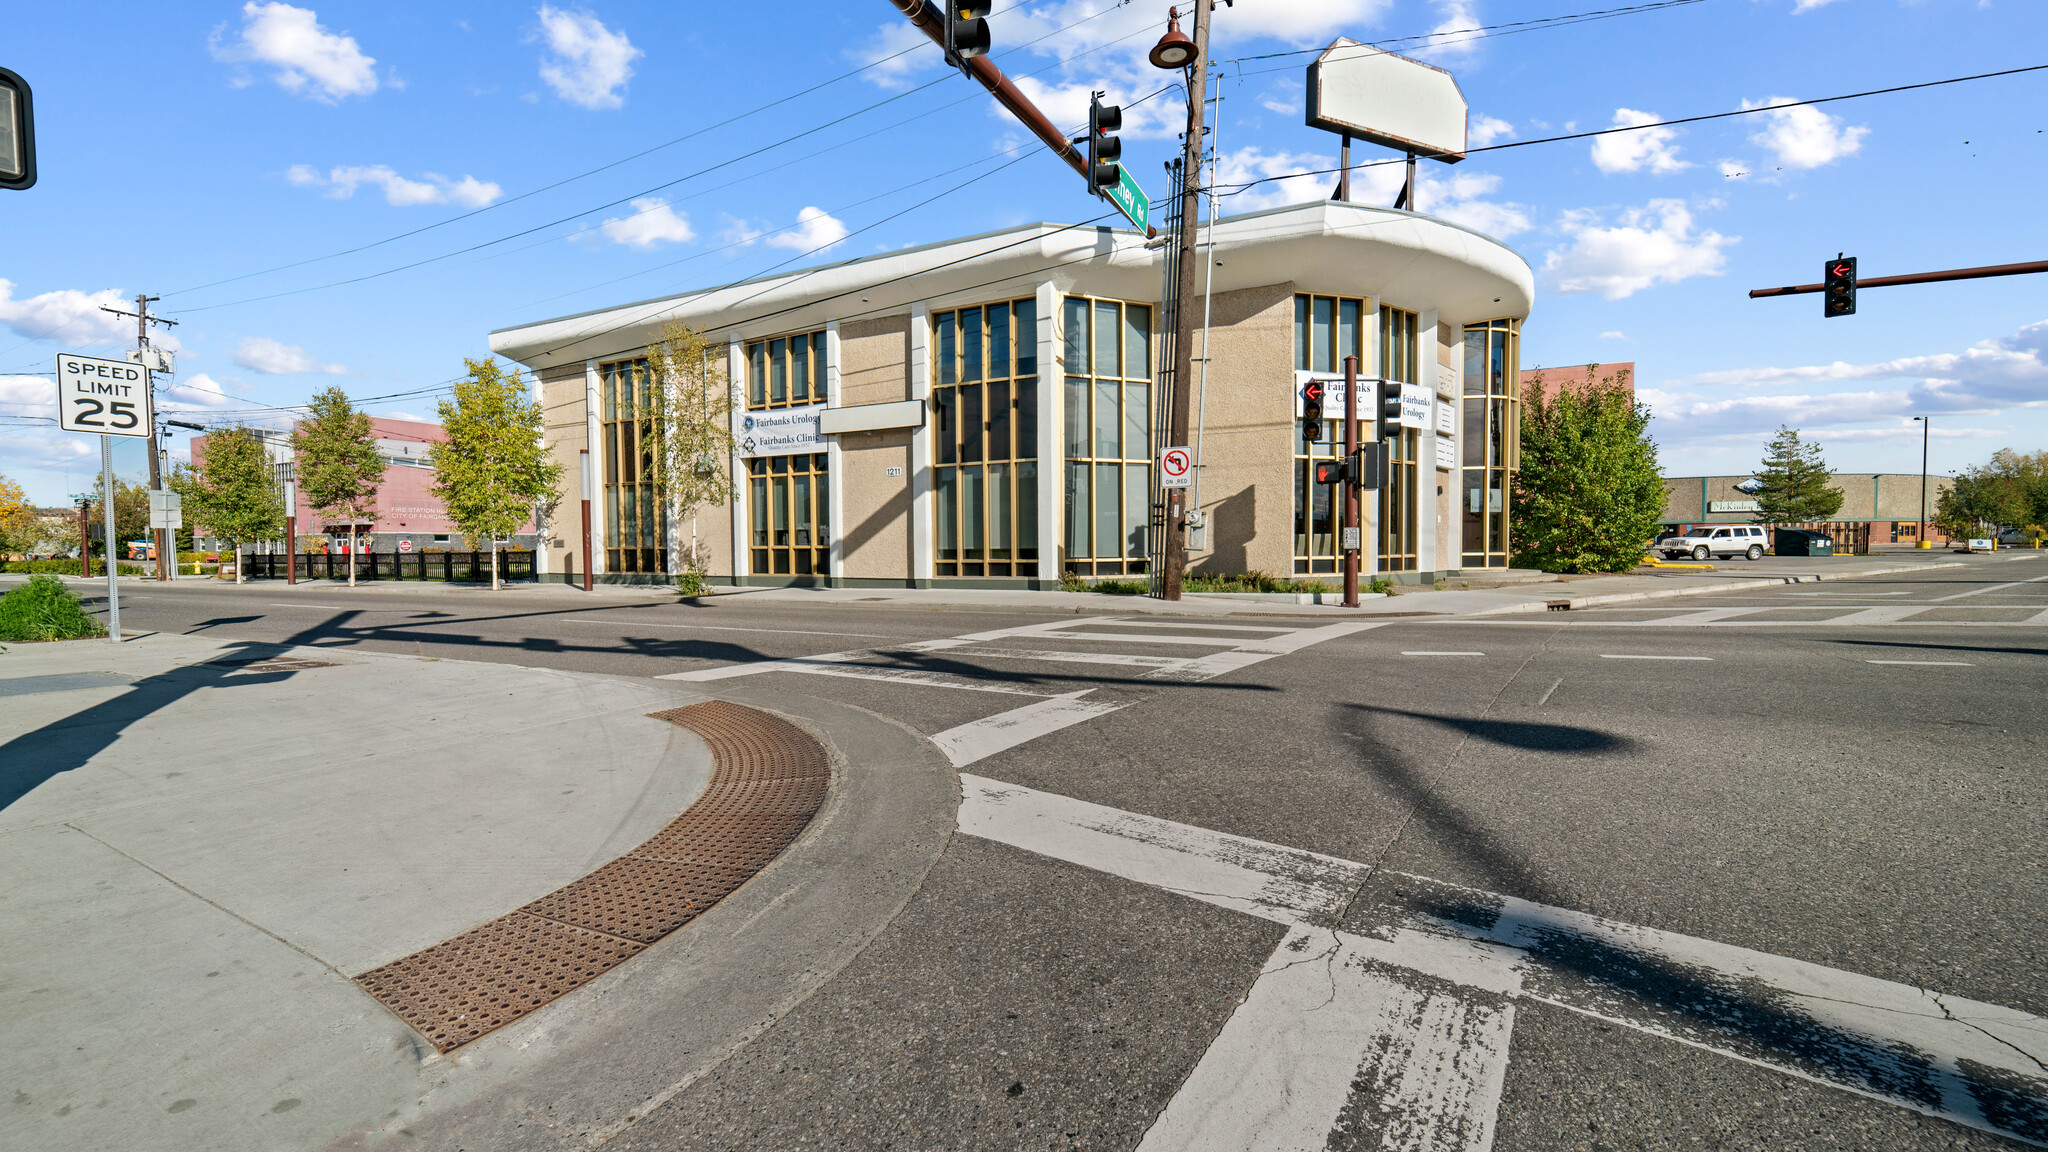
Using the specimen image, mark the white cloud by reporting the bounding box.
[1591,108,1691,174]
[766,207,850,253]
[1717,159,1750,180]
[1599,331,1629,341]
[211,2,378,102]
[1743,97,1869,169]
[1417,0,1484,60]
[716,214,768,250]
[0,280,133,347]
[1261,77,1303,116]
[287,164,502,208]
[536,6,641,110]
[163,374,238,410]
[0,373,59,420]
[1469,115,1515,149]
[1643,320,2048,442]
[845,20,935,92]
[1350,164,1533,237]
[594,198,696,248]
[1792,0,1849,11]
[233,336,346,375]
[1544,199,1736,299]
[1214,145,1337,211]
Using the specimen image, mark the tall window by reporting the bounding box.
[932,299,1038,578]
[1293,294,1363,574]
[746,453,828,575]
[1462,319,1521,568]
[747,331,826,409]
[600,357,665,573]
[746,330,829,576]
[1061,296,1151,576]
[1378,306,1420,572]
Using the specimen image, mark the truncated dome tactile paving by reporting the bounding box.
[354,701,831,1052]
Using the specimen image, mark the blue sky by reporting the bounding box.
[3,0,2043,506]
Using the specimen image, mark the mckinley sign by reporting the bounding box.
[739,403,825,458]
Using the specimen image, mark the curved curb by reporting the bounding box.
[354,701,829,1053]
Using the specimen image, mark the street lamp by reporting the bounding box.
[1148,7,1196,69]
[1912,416,1930,548]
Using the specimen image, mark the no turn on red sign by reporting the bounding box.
[56,353,153,438]
[1159,445,1193,488]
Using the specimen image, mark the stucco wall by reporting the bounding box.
[833,314,915,580]
[1185,282,1297,578]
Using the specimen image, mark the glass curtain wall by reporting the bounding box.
[932,299,1038,577]
[1378,306,1421,572]
[600,357,666,573]
[1461,319,1521,568]
[1293,294,1364,574]
[745,331,829,575]
[1060,297,1152,576]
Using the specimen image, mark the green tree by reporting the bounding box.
[0,474,37,558]
[647,319,736,589]
[292,387,385,586]
[85,476,150,559]
[428,358,562,590]
[186,425,285,584]
[1751,426,1843,525]
[1510,366,1666,573]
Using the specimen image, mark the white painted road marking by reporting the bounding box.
[930,694,1125,768]
[1866,660,1974,666]
[268,603,351,610]
[1931,571,2048,601]
[1402,650,1486,656]
[563,618,892,638]
[959,776,2048,1148]
[1599,654,1713,661]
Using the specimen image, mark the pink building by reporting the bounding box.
[193,416,537,552]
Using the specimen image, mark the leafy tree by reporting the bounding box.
[1510,366,1665,574]
[81,475,151,557]
[0,474,37,558]
[647,319,736,588]
[292,387,385,586]
[428,358,562,590]
[186,425,285,584]
[1751,426,1843,524]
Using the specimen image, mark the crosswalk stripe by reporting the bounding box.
[945,646,1191,669]
[930,693,1125,768]
[1826,605,1933,624]
[958,776,2048,1148]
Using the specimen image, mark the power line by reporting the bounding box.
[1211,62,2048,197]
[1218,0,1711,73]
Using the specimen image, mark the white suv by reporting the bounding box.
[1659,525,1766,561]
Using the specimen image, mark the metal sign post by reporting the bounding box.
[100,436,119,642]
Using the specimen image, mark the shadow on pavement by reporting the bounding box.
[1831,638,2048,659]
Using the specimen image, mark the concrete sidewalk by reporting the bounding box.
[0,633,718,1151]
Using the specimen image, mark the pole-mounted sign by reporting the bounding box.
[57,354,155,437]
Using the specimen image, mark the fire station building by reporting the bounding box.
[488,199,1533,588]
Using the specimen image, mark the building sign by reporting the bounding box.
[1708,499,1761,513]
[1436,400,1456,435]
[1399,383,1432,430]
[1435,436,1456,471]
[739,402,825,458]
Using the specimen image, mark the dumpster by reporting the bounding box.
[1774,528,1833,556]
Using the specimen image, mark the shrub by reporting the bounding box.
[1,559,146,576]
[1367,577,1394,595]
[675,571,708,597]
[0,575,108,642]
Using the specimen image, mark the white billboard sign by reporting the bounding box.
[738,402,825,458]
[1306,39,1467,162]
[56,353,154,438]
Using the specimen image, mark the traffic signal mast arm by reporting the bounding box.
[1749,258,2048,298]
[885,1,1087,180]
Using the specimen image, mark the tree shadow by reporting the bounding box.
[1347,703,1634,754]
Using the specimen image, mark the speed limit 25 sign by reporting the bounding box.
[56,353,154,438]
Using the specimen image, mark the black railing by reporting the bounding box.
[244,550,536,582]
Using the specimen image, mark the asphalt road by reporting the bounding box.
[35,557,2048,1150]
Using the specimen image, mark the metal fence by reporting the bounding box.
[242,550,537,582]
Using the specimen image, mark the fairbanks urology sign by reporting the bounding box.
[739,403,825,458]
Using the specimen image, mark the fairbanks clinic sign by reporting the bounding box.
[738,402,825,458]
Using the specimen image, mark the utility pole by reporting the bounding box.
[1914,415,1930,548]
[1343,355,1360,606]
[1160,0,1215,602]
[101,293,178,579]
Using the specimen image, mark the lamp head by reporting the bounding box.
[1148,7,1196,69]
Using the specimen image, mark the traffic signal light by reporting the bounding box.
[1088,93,1123,195]
[1824,255,1856,318]
[1301,379,1324,443]
[1378,378,1403,433]
[943,2,992,69]
[0,67,34,192]
[1313,458,1348,486]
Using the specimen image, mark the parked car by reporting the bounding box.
[1658,525,1768,560]
[1995,529,2037,548]
[1774,528,1835,556]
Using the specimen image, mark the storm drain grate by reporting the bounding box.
[354,700,830,1051]
[208,656,340,674]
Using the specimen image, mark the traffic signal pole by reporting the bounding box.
[1343,354,1360,608]
[885,0,1087,179]
[1749,258,2047,299]
[1160,0,1214,602]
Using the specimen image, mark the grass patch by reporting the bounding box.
[1184,569,1332,594]
[0,575,108,642]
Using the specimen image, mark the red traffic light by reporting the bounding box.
[1313,460,1345,485]
[1301,380,1324,403]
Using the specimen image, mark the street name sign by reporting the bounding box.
[56,353,153,437]
[1107,166,1149,232]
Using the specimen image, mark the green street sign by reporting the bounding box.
[1106,166,1149,232]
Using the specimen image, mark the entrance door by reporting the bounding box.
[748,453,830,576]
